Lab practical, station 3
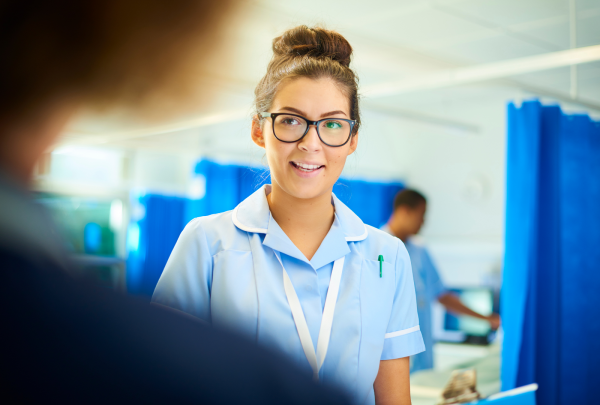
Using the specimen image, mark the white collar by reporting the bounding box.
[232,185,368,242]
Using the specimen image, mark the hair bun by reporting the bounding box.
[272,25,353,67]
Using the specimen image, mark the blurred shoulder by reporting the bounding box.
[407,235,426,247]
[405,236,429,255]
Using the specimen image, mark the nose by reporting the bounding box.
[298,125,321,152]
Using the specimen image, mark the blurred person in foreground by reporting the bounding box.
[0,2,351,404]
[381,189,501,373]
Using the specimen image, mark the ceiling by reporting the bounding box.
[63,0,600,152]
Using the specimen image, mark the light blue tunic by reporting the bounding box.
[380,225,447,373]
[153,186,425,404]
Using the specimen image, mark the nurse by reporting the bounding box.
[152,25,424,405]
[381,189,501,373]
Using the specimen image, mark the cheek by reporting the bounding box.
[265,141,292,169]
[328,150,347,170]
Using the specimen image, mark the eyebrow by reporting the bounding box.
[278,106,348,118]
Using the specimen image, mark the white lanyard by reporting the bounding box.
[275,252,345,381]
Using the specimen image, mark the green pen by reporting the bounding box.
[378,255,384,278]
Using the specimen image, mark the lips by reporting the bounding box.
[291,161,325,172]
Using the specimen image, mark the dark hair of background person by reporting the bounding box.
[0,0,233,123]
[254,25,361,134]
[393,189,427,210]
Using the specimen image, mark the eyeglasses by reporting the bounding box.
[259,112,356,147]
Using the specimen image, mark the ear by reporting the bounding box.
[347,132,359,156]
[251,116,266,149]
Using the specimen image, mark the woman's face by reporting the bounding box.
[252,77,358,200]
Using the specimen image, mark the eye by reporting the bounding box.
[322,120,343,129]
[281,117,301,126]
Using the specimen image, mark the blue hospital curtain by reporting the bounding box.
[502,100,600,404]
[126,194,187,297]
[333,178,404,228]
[191,159,404,228]
[185,159,271,222]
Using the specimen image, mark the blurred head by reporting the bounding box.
[389,189,427,238]
[251,26,360,200]
[0,0,235,182]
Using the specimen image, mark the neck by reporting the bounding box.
[267,182,334,261]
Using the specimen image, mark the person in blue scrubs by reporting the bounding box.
[152,26,425,404]
[381,189,500,373]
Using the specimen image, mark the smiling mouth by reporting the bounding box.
[290,162,325,172]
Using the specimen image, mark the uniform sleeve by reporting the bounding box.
[380,239,426,360]
[151,218,213,323]
[422,248,448,300]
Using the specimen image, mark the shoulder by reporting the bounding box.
[180,210,251,255]
[405,236,430,258]
[356,225,409,264]
[185,210,232,232]
[407,235,427,248]
[365,224,400,246]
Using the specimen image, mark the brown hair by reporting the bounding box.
[254,25,361,134]
[0,0,236,122]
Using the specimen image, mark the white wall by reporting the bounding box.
[129,150,198,196]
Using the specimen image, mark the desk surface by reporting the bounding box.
[410,342,501,405]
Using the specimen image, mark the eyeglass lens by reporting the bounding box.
[273,114,351,146]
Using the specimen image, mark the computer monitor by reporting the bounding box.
[432,287,497,344]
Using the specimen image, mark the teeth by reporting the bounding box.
[295,162,321,171]
[296,162,310,169]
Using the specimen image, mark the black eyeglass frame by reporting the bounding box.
[259,112,356,147]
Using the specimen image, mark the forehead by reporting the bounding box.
[271,77,351,116]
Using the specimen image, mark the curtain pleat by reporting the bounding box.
[127,195,186,297]
[502,101,541,392]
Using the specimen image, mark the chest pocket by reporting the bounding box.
[211,250,258,337]
[360,259,396,339]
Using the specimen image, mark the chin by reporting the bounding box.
[283,180,331,200]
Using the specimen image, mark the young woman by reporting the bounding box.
[153,26,424,405]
